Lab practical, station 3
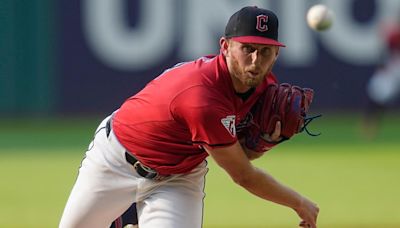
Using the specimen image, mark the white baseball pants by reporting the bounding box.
[59,116,208,228]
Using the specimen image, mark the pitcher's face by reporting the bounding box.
[221,38,279,92]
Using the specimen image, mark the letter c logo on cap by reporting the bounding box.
[256,15,268,32]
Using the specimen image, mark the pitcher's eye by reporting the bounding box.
[242,45,256,54]
[260,48,272,57]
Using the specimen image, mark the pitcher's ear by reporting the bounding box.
[220,37,229,55]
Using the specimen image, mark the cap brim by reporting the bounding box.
[231,36,286,47]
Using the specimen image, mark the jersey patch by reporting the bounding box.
[221,115,236,137]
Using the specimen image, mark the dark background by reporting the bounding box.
[1,0,399,116]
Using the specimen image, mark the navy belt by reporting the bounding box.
[105,117,160,180]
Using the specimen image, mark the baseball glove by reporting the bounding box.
[243,83,320,153]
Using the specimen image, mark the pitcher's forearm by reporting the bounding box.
[236,166,303,210]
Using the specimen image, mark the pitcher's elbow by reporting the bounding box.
[232,173,252,187]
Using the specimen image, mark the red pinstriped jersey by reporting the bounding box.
[112,54,277,175]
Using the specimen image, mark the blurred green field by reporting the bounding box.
[0,113,399,228]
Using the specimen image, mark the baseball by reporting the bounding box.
[306,4,334,31]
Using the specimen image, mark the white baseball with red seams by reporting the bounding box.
[306,4,334,31]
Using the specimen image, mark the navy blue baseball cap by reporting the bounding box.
[225,6,285,47]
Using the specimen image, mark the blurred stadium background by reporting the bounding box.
[1,0,399,227]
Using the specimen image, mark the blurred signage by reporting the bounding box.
[58,0,400,113]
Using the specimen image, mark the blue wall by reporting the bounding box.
[1,0,399,115]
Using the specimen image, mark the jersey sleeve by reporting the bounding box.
[171,86,237,148]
